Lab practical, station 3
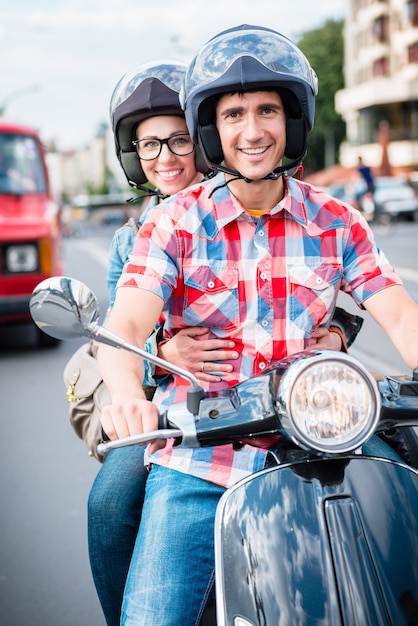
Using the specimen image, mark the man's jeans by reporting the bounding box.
[91,437,400,626]
[88,446,148,626]
[121,464,226,626]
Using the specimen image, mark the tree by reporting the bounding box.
[297,19,346,173]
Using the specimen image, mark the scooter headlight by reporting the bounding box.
[277,351,380,453]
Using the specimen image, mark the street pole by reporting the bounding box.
[0,84,41,117]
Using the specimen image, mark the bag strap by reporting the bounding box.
[122,216,141,234]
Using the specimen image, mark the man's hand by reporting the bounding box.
[101,398,166,453]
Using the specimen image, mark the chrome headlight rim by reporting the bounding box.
[277,350,381,454]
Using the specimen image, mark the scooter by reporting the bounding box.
[30,276,418,626]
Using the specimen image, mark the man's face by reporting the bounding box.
[215,90,287,181]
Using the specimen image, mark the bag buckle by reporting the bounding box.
[66,369,81,403]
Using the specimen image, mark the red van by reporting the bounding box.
[0,120,63,346]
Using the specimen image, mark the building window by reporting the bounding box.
[358,102,418,144]
[373,56,389,76]
[373,15,389,43]
[407,0,418,26]
[408,42,418,63]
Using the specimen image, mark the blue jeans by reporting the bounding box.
[364,434,402,461]
[88,446,148,626]
[91,437,400,626]
[121,464,226,626]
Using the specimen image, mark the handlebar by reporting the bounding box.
[97,428,182,457]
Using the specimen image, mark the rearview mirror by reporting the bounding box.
[29,276,100,340]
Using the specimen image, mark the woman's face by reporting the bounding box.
[135,115,201,196]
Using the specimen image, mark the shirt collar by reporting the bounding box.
[168,173,311,241]
[210,173,309,226]
[209,173,247,229]
[278,176,309,226]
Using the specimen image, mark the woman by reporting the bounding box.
[88,60,239,626]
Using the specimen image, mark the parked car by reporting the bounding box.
[0,120,63,347]
[317,181,375,221]
[318,182,358,207]
[368,176,418,222]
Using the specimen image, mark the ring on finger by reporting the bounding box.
[201,361,205,372]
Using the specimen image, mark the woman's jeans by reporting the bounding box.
[121,464,226,626]
[88,446,148,626]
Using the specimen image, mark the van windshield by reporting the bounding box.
[0,133,47,194]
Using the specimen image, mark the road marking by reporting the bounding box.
[72,238,109,269]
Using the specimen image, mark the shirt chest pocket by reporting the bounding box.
[289,263,342,327]
[182,265,239,331]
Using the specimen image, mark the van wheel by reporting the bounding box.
[36,326,61,348]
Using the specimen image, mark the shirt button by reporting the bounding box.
[259,362,266,370]
[258,230,265,237]
[208,281,215,289]
[260,272,267,280]
[261,320,268,327]
[316,277,322,285]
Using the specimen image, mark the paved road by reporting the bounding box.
[0,225,114,626]
[0,217,417,626]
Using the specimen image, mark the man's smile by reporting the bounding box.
[239,146,270,156]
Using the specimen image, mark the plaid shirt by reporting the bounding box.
[118,172,401,488]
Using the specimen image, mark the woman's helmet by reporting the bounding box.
[180,24,318,178]
[110,60,202,187]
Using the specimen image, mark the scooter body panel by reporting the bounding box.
[215,456,418,626]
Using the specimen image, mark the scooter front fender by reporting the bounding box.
[215,456,418,626]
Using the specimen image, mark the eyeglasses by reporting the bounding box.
[132,132,195,160]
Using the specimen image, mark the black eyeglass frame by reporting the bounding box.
[132,132,195,160]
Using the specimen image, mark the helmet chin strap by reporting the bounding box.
[262,156,304,180]
[127,184,168,203]
[208,155,304,195]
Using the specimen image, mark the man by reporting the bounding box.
[98,25,418,625]
[357,155,375,194]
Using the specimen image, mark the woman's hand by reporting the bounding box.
[157,326,239,382]
[307,327,343,351]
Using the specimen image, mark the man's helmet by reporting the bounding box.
[110,60,194,187]
[180,24,318,176]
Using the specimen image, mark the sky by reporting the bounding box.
[1,0,345,151]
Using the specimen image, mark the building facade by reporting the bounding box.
[45,123,129,203]
[336,0,418,171]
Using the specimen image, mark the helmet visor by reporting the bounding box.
[110,60,186,119]
[182,29,318,104]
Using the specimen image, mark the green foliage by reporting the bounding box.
[297,19,346,173]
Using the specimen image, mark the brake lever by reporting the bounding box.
[97,427,182,458]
